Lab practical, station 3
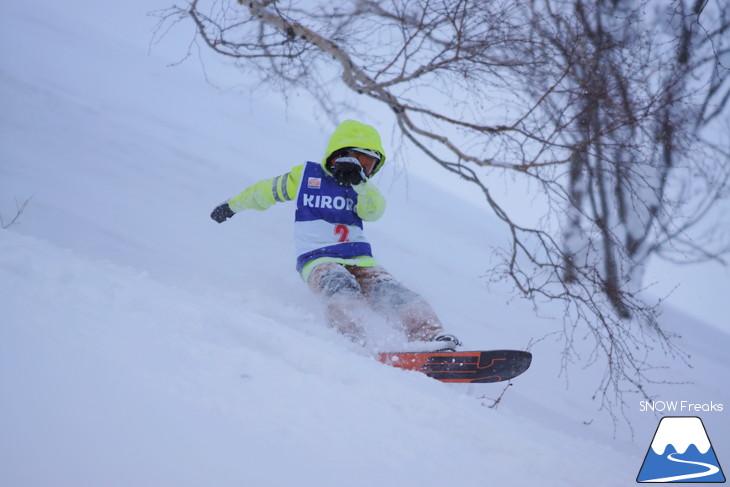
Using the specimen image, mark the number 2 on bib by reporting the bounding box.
[334,224,350,243]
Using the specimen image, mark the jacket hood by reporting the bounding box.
[321,120,386,176]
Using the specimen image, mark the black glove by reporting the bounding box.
[331,157,367,186]
[211,202,235,223]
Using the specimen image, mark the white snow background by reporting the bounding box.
[1,1,728,486]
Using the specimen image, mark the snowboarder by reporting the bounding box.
[210,120,460,351]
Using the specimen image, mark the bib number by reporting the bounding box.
[334,224,350,243]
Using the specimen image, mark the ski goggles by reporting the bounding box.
[349,147,381,162]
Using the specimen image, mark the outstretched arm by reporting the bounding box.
[229,165,303,211]
[211,165,303,222]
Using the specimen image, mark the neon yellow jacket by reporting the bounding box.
[227,164,385,221]
[226,120,387,277]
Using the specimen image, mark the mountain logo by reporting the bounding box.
[637,416,725,483]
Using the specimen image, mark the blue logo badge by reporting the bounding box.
[637,416,725,483]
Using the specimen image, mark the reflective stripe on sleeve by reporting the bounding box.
[271,175,284,202]
[271,173,292,203]
[280,172,291,201]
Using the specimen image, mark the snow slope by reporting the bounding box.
[1,0,728,486]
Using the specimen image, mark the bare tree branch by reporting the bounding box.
[0,196,33,229]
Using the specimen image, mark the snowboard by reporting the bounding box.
[377,349,532,383]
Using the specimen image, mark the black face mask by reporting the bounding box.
[331,156,367,186]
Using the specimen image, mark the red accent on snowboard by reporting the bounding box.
[377,350,531,383]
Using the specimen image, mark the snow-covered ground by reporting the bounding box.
[1,1,728,486]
